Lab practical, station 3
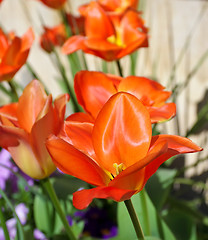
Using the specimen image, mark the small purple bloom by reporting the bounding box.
[0,203,28,240]
[34,229,47,240]
[15,203,29,225]
[66,215,73,226]
[75,207,118,239]
[0,149,13,190]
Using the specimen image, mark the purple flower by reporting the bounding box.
[75,207,118,239]
[66,215,73,226]
[34,229,47,240]
[15,203,29,225]
[0,203,28,240]
[0,149,13,190]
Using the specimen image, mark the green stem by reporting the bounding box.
[0,83,10,95]
[0,199,10,240]
[116,60,123,77]
[124,199,145,240]
[53,49,81,112]
[40,178,77,240]
[0,188,25,240]
[26,63,49,94]
[8,80,18,102]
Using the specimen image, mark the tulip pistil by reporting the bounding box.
[108,163,124,181]
[113,163,124,176]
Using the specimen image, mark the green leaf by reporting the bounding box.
[146,168,177,210]
[115,190,176,240]
[33,194,63,237]
[164,208,197,240]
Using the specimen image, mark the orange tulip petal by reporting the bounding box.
[20,28,35,52]
[117,34,148,59]
[85,38,122,51]
[145,135,203,180]
[118,76,164,101]
[0,124,28,148]
[66,112,94,123]
[62,35,87,55]
[85,1,115,39]
[9,139,46,179]
[73,186,137,209]
[92,92,152,174]
[0,103,18,124]
[46,135,109,186]
[0,29,9,58]
[30,97,56,176]
[75,71,117,119]
[53,93,70,133]
[63,121,97,160]
[121,10,148,45]
[39,0,66,9]
[0,125,46,179]
[148,103,176,123]
[2,37,21,66]
[17,80,47,133]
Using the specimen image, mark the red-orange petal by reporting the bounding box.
[46,135,109,186]
[92,92,152,175]
[148,103,176,123]
[62,35,87,55]
[145,134,203,181]
[2,37,21,66]
[0,103,18,124]
[74,71,117,119]
[73,186,137,209]
[109,140,167,191]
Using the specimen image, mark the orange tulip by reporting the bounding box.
[0,28,34,82]
[46,92,202,209]
[62,1,148,61]
[74,71,176,123]
[0,80,69,179]
[79,0,139,14]
[99,0,139,12]
[37,0,66,9]
[40,24,67,53]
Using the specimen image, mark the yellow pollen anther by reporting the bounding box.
[113,163,124,176]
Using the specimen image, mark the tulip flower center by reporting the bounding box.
[108,163,124,180]
[113,163,123,175]
[107,29,125,47]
